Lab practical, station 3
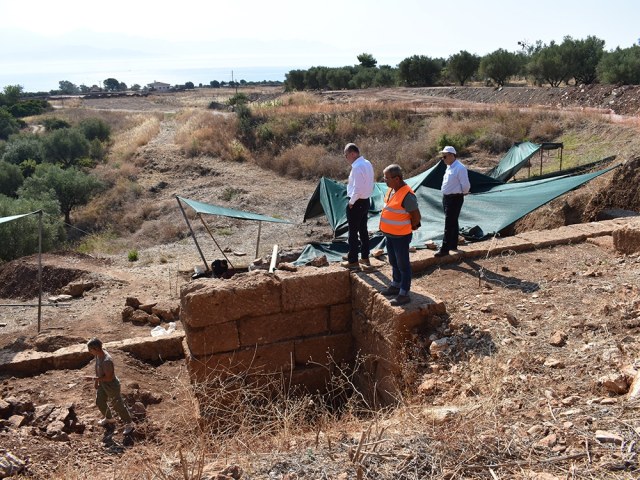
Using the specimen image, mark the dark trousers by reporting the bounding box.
[442,194,464,251]
[347,198,370,262]
[386,233,412,294]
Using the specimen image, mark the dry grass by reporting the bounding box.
[109,114,162,164]
[174,109,243,161]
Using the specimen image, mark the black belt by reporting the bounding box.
[444,193,463,197]
[351,198,369,202]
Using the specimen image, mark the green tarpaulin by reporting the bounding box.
[177,196,291,223]
[0,212,34,225]
[485,141,541,182]
[297,159,619,265]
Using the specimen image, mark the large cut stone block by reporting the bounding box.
[329,303,352,333]
[277,266,351,312]
[183,320,240,356]
[181,271,282,328]
[185,340,294,383]
[613,225,640,254]
[238,308,328,346]
[294,333,353,367]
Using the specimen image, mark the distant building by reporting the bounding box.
[147,81,171,92]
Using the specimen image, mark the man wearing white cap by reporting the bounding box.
[435,146,470,257]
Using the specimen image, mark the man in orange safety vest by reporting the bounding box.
[378,164,422,306]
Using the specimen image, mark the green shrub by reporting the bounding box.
[127,249,139,262]
[0,161,24,196]
[42,117,71,131]
[437,133,474,155]
[79,118,111,142]
[0,194,65,261]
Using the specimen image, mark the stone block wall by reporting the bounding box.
[181,264,445,410]
[349,274,446,406]
[181,266,353,392]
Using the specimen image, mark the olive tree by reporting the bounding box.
[447,50,481,86]
[19,163,104,224]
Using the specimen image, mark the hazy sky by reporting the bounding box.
[1,0,638,91]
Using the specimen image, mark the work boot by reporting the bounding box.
[380,286,400,296]
[98,418,116,427]
[434,249,449,258]
[340,261,360,270]
[390,294,411,306]
[359,258,371,266]
[122,423,135,435]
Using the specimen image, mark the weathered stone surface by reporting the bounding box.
[238,308,328,347]
[294,333,353,367]
[329,303,352,333]
[125,297,141,309]
[599,373,630,395]
[278,266,351,313]
[122,306,135,322]
[151,301,179,321]
[181,272,282,328]
[131,309,150,325]
[613,225,640,254]
[287,365,333,393]
[185,340,294,383]
[139,302,157,314]
[595,430,623,444]
[549,331,567,347]
[116,333,185,361]
[0,334,185,376]
[183,320,239,356]
[61,280,94,297]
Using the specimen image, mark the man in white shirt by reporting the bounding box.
[342,143,375,269]
[435,146,470,257]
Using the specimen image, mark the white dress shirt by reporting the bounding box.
[441,159,471,195]
[347,156,375,205]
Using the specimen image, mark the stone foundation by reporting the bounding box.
[180,265,445,410]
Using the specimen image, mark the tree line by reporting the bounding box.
[284,37,640,90]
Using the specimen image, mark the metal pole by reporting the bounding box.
[175,196,209,272]
[255,221,262,259]
[197,214,234,270]
[559,147,563,171]
[37,210,42,333]
[540,148,543,176]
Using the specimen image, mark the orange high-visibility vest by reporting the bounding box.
[380,184,415,235]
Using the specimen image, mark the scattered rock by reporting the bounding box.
[61,280,94,297]
[598,373,630,395]
[548,331,567,347]
[534,433,557,449]
[613,225,640,254]
[307,255,328,267]
[595,430,623,445]
[544,358,565,368]
[277,262,298,272]
[417,378,438,395]
[505,313,519,327]
[125,297,141,309]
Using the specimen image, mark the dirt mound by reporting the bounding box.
[513,157,640,234]
[411,85,640,116]
[0,259,86,299]
[584,156,640,221]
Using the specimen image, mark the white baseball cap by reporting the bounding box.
[440,146,457,155]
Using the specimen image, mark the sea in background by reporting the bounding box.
[0,65,296,93]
